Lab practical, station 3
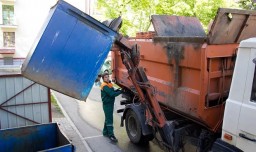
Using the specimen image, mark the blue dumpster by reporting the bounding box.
[0,123,73,152]
[22,0,117,101]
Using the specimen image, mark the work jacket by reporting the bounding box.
[101,82,121,105]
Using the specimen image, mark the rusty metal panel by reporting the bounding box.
[112,38,238,131]
[0,71,51,129]
[151,15,206,38]
[208,8,256,44]
[238,15,256,42]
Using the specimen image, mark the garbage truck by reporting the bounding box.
[21,1,256,151]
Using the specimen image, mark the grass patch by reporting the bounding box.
[51,94,63,115]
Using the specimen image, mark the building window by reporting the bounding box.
[250,66,256,102]
[3,32,15,47]
[2,5,14,25]
[3,57,13,65]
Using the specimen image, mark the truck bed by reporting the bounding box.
[111,8,256,132]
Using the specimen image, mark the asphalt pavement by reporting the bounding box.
[52,91,123,152]
[52,93,92,152]
[51,85,164,152]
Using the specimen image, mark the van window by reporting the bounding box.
[250,66,256,102]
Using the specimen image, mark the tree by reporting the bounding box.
[238,0,256,10]
[97,0,157,36]
[97,0,238,36]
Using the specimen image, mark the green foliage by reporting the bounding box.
[238,0,256,10]
[193,0,226,32]
[97,0,239,36]
[51,94,63,114]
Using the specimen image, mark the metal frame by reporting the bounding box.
[0,74,52,127]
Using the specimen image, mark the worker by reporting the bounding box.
[100,72,122,142]
[95,69,110,86]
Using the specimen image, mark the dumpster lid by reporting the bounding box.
[151,15,207,39]
[208,8,256,44]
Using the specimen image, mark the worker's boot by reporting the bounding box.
[109,135,118,142]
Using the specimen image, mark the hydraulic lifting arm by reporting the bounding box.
[115,34,175,149]
[115,35,167,128]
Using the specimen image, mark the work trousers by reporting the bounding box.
[102,103,114,136]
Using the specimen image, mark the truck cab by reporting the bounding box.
[218,38,256,151]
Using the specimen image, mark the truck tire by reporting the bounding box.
[125,109,153,144]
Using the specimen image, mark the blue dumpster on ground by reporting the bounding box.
[0,123,73,152]
[22,0,117,101]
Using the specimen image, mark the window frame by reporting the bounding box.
[2,5,14,25]
[250,59,256,102]
[3,31,15,47]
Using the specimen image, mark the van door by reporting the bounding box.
[236,49,256,151]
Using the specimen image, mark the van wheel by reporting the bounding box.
[125,109,153,144]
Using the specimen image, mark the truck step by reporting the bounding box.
[117,109,124,113]
[120,100,130,105]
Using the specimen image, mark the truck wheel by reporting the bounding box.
[125,109,153,144]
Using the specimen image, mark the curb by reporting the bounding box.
[51,92,93,152]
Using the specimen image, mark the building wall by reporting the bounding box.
[0,74,51,129]
[0,0,86,66]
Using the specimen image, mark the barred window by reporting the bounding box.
[3,32,15,47]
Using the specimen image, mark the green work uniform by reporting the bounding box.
[101,82,122,137]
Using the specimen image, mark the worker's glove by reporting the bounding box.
[116,88,124,93]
